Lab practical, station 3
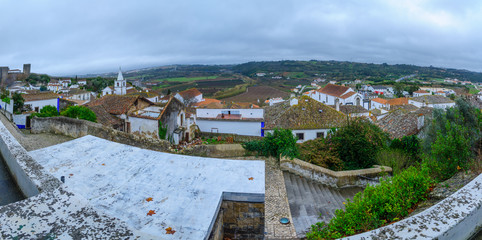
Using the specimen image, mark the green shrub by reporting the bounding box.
[328,118,389,170]
[31,105,59,118]
[298,138,343,170]
[60,106,97,122]
[307,166,433,239]
[376,149,413,175]
[242,128,298,160]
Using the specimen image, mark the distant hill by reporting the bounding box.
[232,60,482,83]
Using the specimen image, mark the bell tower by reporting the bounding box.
[114,67,126,95]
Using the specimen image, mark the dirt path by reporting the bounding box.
[0,114,73,151]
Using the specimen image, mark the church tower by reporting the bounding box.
[114,67,126,95]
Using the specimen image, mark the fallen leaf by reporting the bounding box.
[165,227,176,234]
[248,177,254,180]
[69,174,73,176]
[147,210,156,216]
[146,197,153,202]
[102,163,105,166]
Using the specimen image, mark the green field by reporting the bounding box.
[155,76,218,82]
[469,88,479,94]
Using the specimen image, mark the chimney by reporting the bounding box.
[336,100,340,112]
[417,114,424,130]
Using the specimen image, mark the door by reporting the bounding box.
[26,116,31,129]
[126,122,131,133]
[185,132,189,141]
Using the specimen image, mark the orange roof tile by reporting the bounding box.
[340,91,356,99]
[22,92,59,102]
[178,88,202,99]
[193,98,221,107]
[317,84,350,97]
[371,98,388,104]
[387,97,408,106]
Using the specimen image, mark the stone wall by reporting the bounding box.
[200,132,263,143]
[31,116,170,152]
[180,144,251,158]
[280,157,392,188]
[209,201,265,240]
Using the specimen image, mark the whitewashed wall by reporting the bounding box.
[266,128,331,143]
[408,100,455,109]
[128,116,159,139]
[196,108,264,119]
[25,99,58,112]
[13,113,30,128]
[370,101,386,110]
[197,120,263,136]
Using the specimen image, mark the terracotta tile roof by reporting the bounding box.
[377,107,433,139]
[87,95,153,115]
[387,97,408,106]
[390,104,419,112]
[196,101,259,109]
[264,96,347,130]
[414,90,429,93]
[339,105,369,114]
[410,95,455,104]
[178,88,202,99]
[88,105,122,127]
[126,91,159,98]
[193,98,221,107]
[317,84,350,97]
[340,91,356,99]
[216,114,242,120]
[371,98,388,104]
[126,88,138,94]
[22,92,59,102]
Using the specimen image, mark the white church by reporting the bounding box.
[102,68,136,96]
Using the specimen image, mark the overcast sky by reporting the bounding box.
[1,0,482,75]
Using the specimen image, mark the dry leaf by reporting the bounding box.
[146,197,153,202]
[102,163,105,166]
[248,177,254,180]
[147,210,156,216]
[165,227,176,234]
[69,174,73,176]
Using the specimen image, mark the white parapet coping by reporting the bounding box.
[344,173,482,240]
[29,135,265,240]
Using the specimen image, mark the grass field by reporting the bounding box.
[155,76,218,82]
[469,88,479,94]
[223,85,290,103]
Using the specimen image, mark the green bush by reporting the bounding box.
[328,118,389,170]
[298,138,343,171]
[307,166,433,239]
[60,106,97,122]
[376,149,413,175]
[31,105,59,118]
[242,128,298,159]
[421,98,482,181]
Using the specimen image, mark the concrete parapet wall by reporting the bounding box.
[346,173,482,240]
[200,132,263,143]
[181,144,250,158]
[31,116,170,152]
[280,157,391,188]
[0,118,59,197]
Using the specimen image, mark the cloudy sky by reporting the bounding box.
[1,0,482,75]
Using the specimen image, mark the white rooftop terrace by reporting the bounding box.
[29,135,265,239]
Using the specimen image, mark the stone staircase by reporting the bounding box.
[283,171,362,238]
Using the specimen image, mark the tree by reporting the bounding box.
[31,105,59,118]
[328,118,389,170]
[394,83,404,98]
[60,106,97,122]
[39,85,47,91]
[242,128,298,160]
[12,93,24,113]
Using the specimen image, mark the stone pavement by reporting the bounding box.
[264,157,297,239]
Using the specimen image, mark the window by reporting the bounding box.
[316,132,323,138]
[296,133,304,140]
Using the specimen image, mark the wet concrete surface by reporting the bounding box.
[0,155,24,206]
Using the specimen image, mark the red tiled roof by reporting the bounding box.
[87,95,153,115]
[22,92,59,102]
[340,91,356,99]
[317,84,350,97]
[387,97,408,106]
[414,90,429,93]
[178,88,202,99]
[193,98,221,107]
[216,114,242,120]
[371,98,388,104]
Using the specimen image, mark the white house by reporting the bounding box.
[174,88,203,105]
[78,79,87,85]
[309,84,363,107]
[63,89,92,103]
[265,97,285,106]
[196,102,264,137]
[59,79,71,88]
[413,90,431,97]
[369,98,388,110]
[264,96,347,143]
[408,95,455,109]
[47,80,62,92]
[14,92,59,129]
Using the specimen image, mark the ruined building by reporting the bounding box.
[0,64,31,86]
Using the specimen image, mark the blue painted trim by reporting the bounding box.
[17,125,26,129]
[261,122,265,137]
[57,98,60,113]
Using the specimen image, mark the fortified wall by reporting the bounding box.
[0,64,30,86]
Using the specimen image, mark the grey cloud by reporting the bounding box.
[1,0,482,75]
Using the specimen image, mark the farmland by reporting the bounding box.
[223,85,291,104]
